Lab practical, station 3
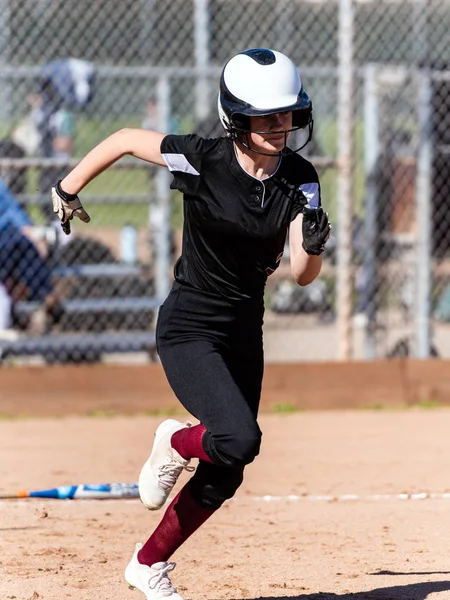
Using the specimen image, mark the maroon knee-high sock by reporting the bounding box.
[138,483,215,566]
[171,423,212,463]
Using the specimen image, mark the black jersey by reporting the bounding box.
[160,134,321,302]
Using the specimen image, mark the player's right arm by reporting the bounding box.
[52,129,167,234]
[62,129,167,195]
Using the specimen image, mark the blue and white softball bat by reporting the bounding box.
[0,482,139,500]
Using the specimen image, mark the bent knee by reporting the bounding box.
[229,433,261,465]
[203,425,262,467]
[189,468,244,510]
[212,432,261,467]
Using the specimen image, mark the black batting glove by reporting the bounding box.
[301,204,331,256]
[52,180,91,235]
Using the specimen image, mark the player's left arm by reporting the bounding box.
[289,204,331,286]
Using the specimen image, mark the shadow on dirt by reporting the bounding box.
[371,570,450,576]
[228,579,450,600]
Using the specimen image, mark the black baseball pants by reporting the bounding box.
[156,281,265,509]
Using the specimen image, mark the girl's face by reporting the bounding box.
[247,111,293,154]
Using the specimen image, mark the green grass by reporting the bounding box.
[84,409,118,418]
[411,399,443,409]
[361,403,411,411]
[138,408,186,418]
[0,412,37,420]
[3,402,450,421]
[74,116,143,155]
[83,407,186,418]
[271,403,301,413]
[28,197,151,228]
[0,413,19,420]
[362,400,448,411]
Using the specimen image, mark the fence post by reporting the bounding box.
[414,67,433,358]
[0,0,11,120]
[336,0,355,360]
[194,0,210,123]
[152,75,172,300]
[362,64,380,359]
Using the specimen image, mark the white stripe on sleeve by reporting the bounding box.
[161,153,200,176]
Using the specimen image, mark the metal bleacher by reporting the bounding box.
[0,261,161,365]
[14,296,161,319]
[0,330,157,363]
[0,152,165,365]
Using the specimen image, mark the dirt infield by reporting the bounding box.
[2,363,450,599]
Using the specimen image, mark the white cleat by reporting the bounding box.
[125,543,184,600]
[139,419,194,510]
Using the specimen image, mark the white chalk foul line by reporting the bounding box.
[3,492,450,505]
[247,492,450,502]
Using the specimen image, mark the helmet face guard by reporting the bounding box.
[218,48,314,156]
[226,105,314,156]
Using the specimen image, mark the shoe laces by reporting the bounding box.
[148,561,178,595]
[158,452,195,492]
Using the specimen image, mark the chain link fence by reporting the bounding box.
[0,0,449,363]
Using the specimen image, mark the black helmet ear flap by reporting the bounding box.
[292,105,313,129]
[231,114,250,130]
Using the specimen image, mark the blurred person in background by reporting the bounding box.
[0,177,62,332]
[32,73,75,227]
[0,140,62,333]
[0,139,28,210]
[51,48,331,599]
[142,97,160,132]
[27,59,95,229]
[142,96,181,135]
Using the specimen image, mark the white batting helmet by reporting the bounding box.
[218,48,313,149]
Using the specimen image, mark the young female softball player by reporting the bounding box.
[52,47,331,600]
